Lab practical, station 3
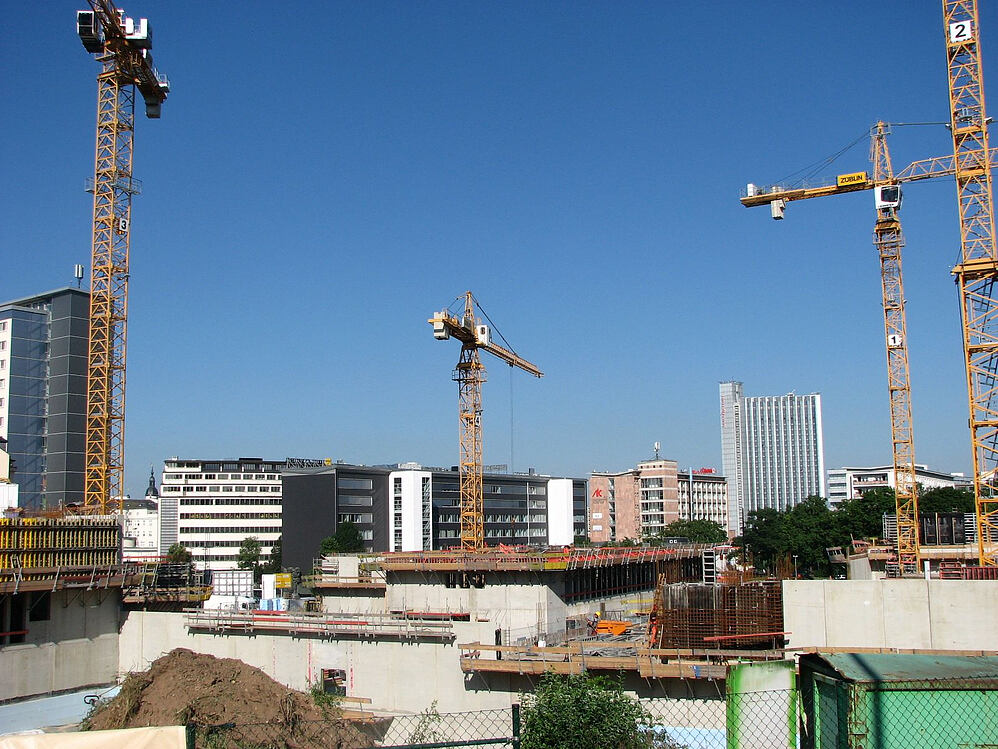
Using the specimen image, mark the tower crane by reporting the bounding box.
[76,2,168,515]
[740,124,973,575]
[429,292,543,550]
[943,0,998,568]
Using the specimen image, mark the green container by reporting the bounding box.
[800,653,998,749]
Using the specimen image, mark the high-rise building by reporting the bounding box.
[0,288,89,510]
[719,381,825,535]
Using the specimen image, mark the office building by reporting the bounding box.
[159,458,285,571]
[0,288,89,510]
[677,467,729,531]
[719,381,825,535]
[589,459,681,543]
[281,461,587,572]
[827,464,972,507]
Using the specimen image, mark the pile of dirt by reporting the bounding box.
[86,648,377,748]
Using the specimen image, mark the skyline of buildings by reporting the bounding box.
[720,381,826,536]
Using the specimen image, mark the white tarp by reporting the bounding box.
[0,726,186,749]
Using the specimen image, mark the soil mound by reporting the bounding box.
[86,648,375,748]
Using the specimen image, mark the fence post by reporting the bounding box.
[511,703,520,749]
[185,723,195,749]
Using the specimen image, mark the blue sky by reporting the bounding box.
[3,2,995,498]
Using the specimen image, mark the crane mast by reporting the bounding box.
[944,0,998,567]
[871,124,920,575]
[77,1,168,514]
[429,292,542,550]
[742,122,922,573]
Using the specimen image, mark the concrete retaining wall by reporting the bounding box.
[0,589,119,702]
[783,579,998,651]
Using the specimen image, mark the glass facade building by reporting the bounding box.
[0,288,89,509]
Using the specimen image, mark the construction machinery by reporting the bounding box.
[742,123,933,574]
[429,292,542,550]
[944,0,998,568]
[742,0,998,570]
[76,2,169,514]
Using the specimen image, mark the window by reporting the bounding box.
[337,477,372,490]
[339,495,373,507]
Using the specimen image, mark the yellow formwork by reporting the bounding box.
[0,517,120,569]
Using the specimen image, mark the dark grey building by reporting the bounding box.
[281,463,390,572]
[0,288,89,509]
[281,461,588,573]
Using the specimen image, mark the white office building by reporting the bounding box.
[159,458,285,571]
[827,464,972,507]
[719,381,825,535]
[677,468,729,531]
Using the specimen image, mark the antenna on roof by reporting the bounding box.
[73,264,85,289]
[654,442,661,460]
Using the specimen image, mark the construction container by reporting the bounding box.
[799,652,998,748]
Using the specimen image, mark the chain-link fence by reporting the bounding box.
[178,681,998,749]
[188,706,516,749]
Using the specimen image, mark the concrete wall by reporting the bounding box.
[119,610,516,713]
[783,579,998,651]
[0,589,119,702]
[119,610,723,715]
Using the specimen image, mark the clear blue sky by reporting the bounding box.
[3,2,995,498]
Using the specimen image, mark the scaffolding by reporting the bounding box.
[184,609,456,641]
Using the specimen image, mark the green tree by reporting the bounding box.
[520,673,677,749]
[837,487,896,540]
[263,536,283,574]
[917,486,974,514]
[654,519,726,544]
[237,536,263,579]
[165,543,192,564]
[320,521,366,555]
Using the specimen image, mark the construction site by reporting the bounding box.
[3,1,998,747]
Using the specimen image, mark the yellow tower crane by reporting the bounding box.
[429,292,543,550]
[943,0,998,568]
[740,126,990,575]
[76,1,169,514]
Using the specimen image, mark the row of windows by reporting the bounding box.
[164,485,281,493]
[165,462,282,472]
[184,540,275,549]
[179,497,282,506]
[180,526,280,535]
[434,514,548,525]
[180,512,281,520]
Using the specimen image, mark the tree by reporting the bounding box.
[320,521,366,555]
[237,536,263,579]
[739,496,846,577]
[165,543,192,564]
[917,486,974,514]
[654,519,726,545]
[837,487,896,541]
[520,673,678,749]
[263,536,283,574]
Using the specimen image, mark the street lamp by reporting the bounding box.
[793,554,799,579]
